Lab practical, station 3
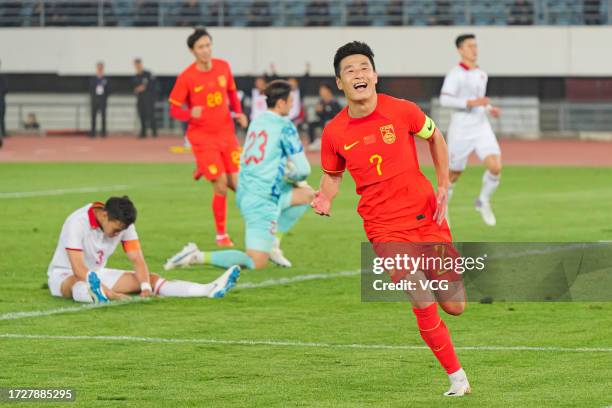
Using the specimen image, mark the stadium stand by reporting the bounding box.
[0,0,609,27]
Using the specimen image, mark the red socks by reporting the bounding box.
[413,303,461,374]
[212,193,227,236]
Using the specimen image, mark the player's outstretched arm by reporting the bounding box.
[286,152,311,182]
[66,249,91,282]
[427,128,450,225]
[126,249,153,297]
[312,173,342,216]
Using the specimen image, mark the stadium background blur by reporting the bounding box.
[1,0,612,141]
[1,2,612,406]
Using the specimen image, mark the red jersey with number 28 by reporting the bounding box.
[321,93,438,236]
[169,58,241,145]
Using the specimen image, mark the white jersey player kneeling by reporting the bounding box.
[440,33,502,226]
[47,196,240,303]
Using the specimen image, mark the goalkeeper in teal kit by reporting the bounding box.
[165,80,314,270]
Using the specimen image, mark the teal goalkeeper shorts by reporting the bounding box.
[237,183,293,253]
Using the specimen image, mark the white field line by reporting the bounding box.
[0,297,152,321]
[0,185,132,199]
[0,270,360,321]
[0,241,606,322]
[0,333,610,353]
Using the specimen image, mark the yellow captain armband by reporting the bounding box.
[415,116,436,139]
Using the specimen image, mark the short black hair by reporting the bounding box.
[455,34,475,48]
[187,27,212,49]
[333,41,376,78]
[264,80,292,108]
[104,196,137,227]
[319,83,333,92]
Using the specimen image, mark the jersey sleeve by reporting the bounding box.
[320,127,346,174]
[121,225,140,253]
[402,100,436,140]
[168,73,188,108]
[440,70,468,109]
[62,218,84,251]
[121,224,139,241]
[280,121,303,157]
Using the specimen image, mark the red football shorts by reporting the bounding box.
[369,220,461,283]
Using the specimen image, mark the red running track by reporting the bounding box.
[0,136,610,167]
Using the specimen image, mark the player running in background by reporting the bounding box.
[311,42,470,397]
[440,34,502,226]
[47,197,240,304]
[165,80,313,270]
[168,27,248,247]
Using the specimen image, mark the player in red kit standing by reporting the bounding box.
[169,27,248,247]
[311,42,471,397]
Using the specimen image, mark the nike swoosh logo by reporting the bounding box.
[194,86,203,93]
[427,119,433,131]
[344,141,359,150]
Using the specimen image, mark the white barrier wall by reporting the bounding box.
[1,26,612,77]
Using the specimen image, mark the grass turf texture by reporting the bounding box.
[1,163,611,407]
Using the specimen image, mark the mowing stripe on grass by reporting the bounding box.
[0,185,132,199]
[0,270,360,321]
[0,333,611,353]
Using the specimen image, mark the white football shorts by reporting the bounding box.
[47,267,126,297]
[447,123,501,172]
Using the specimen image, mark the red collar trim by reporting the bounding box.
[459,62,479,71]
[88,202,104,229]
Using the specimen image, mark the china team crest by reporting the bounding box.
[218,75,227,87]
[380,124,396,144]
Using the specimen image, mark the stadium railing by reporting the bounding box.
[0,0,609,28]
[5,94,612,139]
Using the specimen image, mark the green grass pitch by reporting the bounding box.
[1,163,611,407]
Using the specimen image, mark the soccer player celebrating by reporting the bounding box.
[47,197,240,304]
[311,42,470,397]
[440,34,502,226]
[168,27,248,247]
[164,80,313,270]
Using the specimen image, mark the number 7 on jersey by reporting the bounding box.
[369,154,382,176]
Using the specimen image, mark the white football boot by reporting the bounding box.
[475,198,496,226]
[208,265,241,298]
[164,242,200,271]
[444,368,471,397]
[269,238,292,268]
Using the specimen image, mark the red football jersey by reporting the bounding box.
[321,93,438,235]
[169,58,239,144]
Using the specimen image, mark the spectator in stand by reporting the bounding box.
[264,62,310,129]
[250,76,268,121]
[347,0,369,26]
[24,113,40,130]
[89,62,109,138]
[177,0,202,27]
[133,58,158,138]
[508,0,534,25]
[0,60,7,147]
[305,0,331,26]
[307,83,342,151]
